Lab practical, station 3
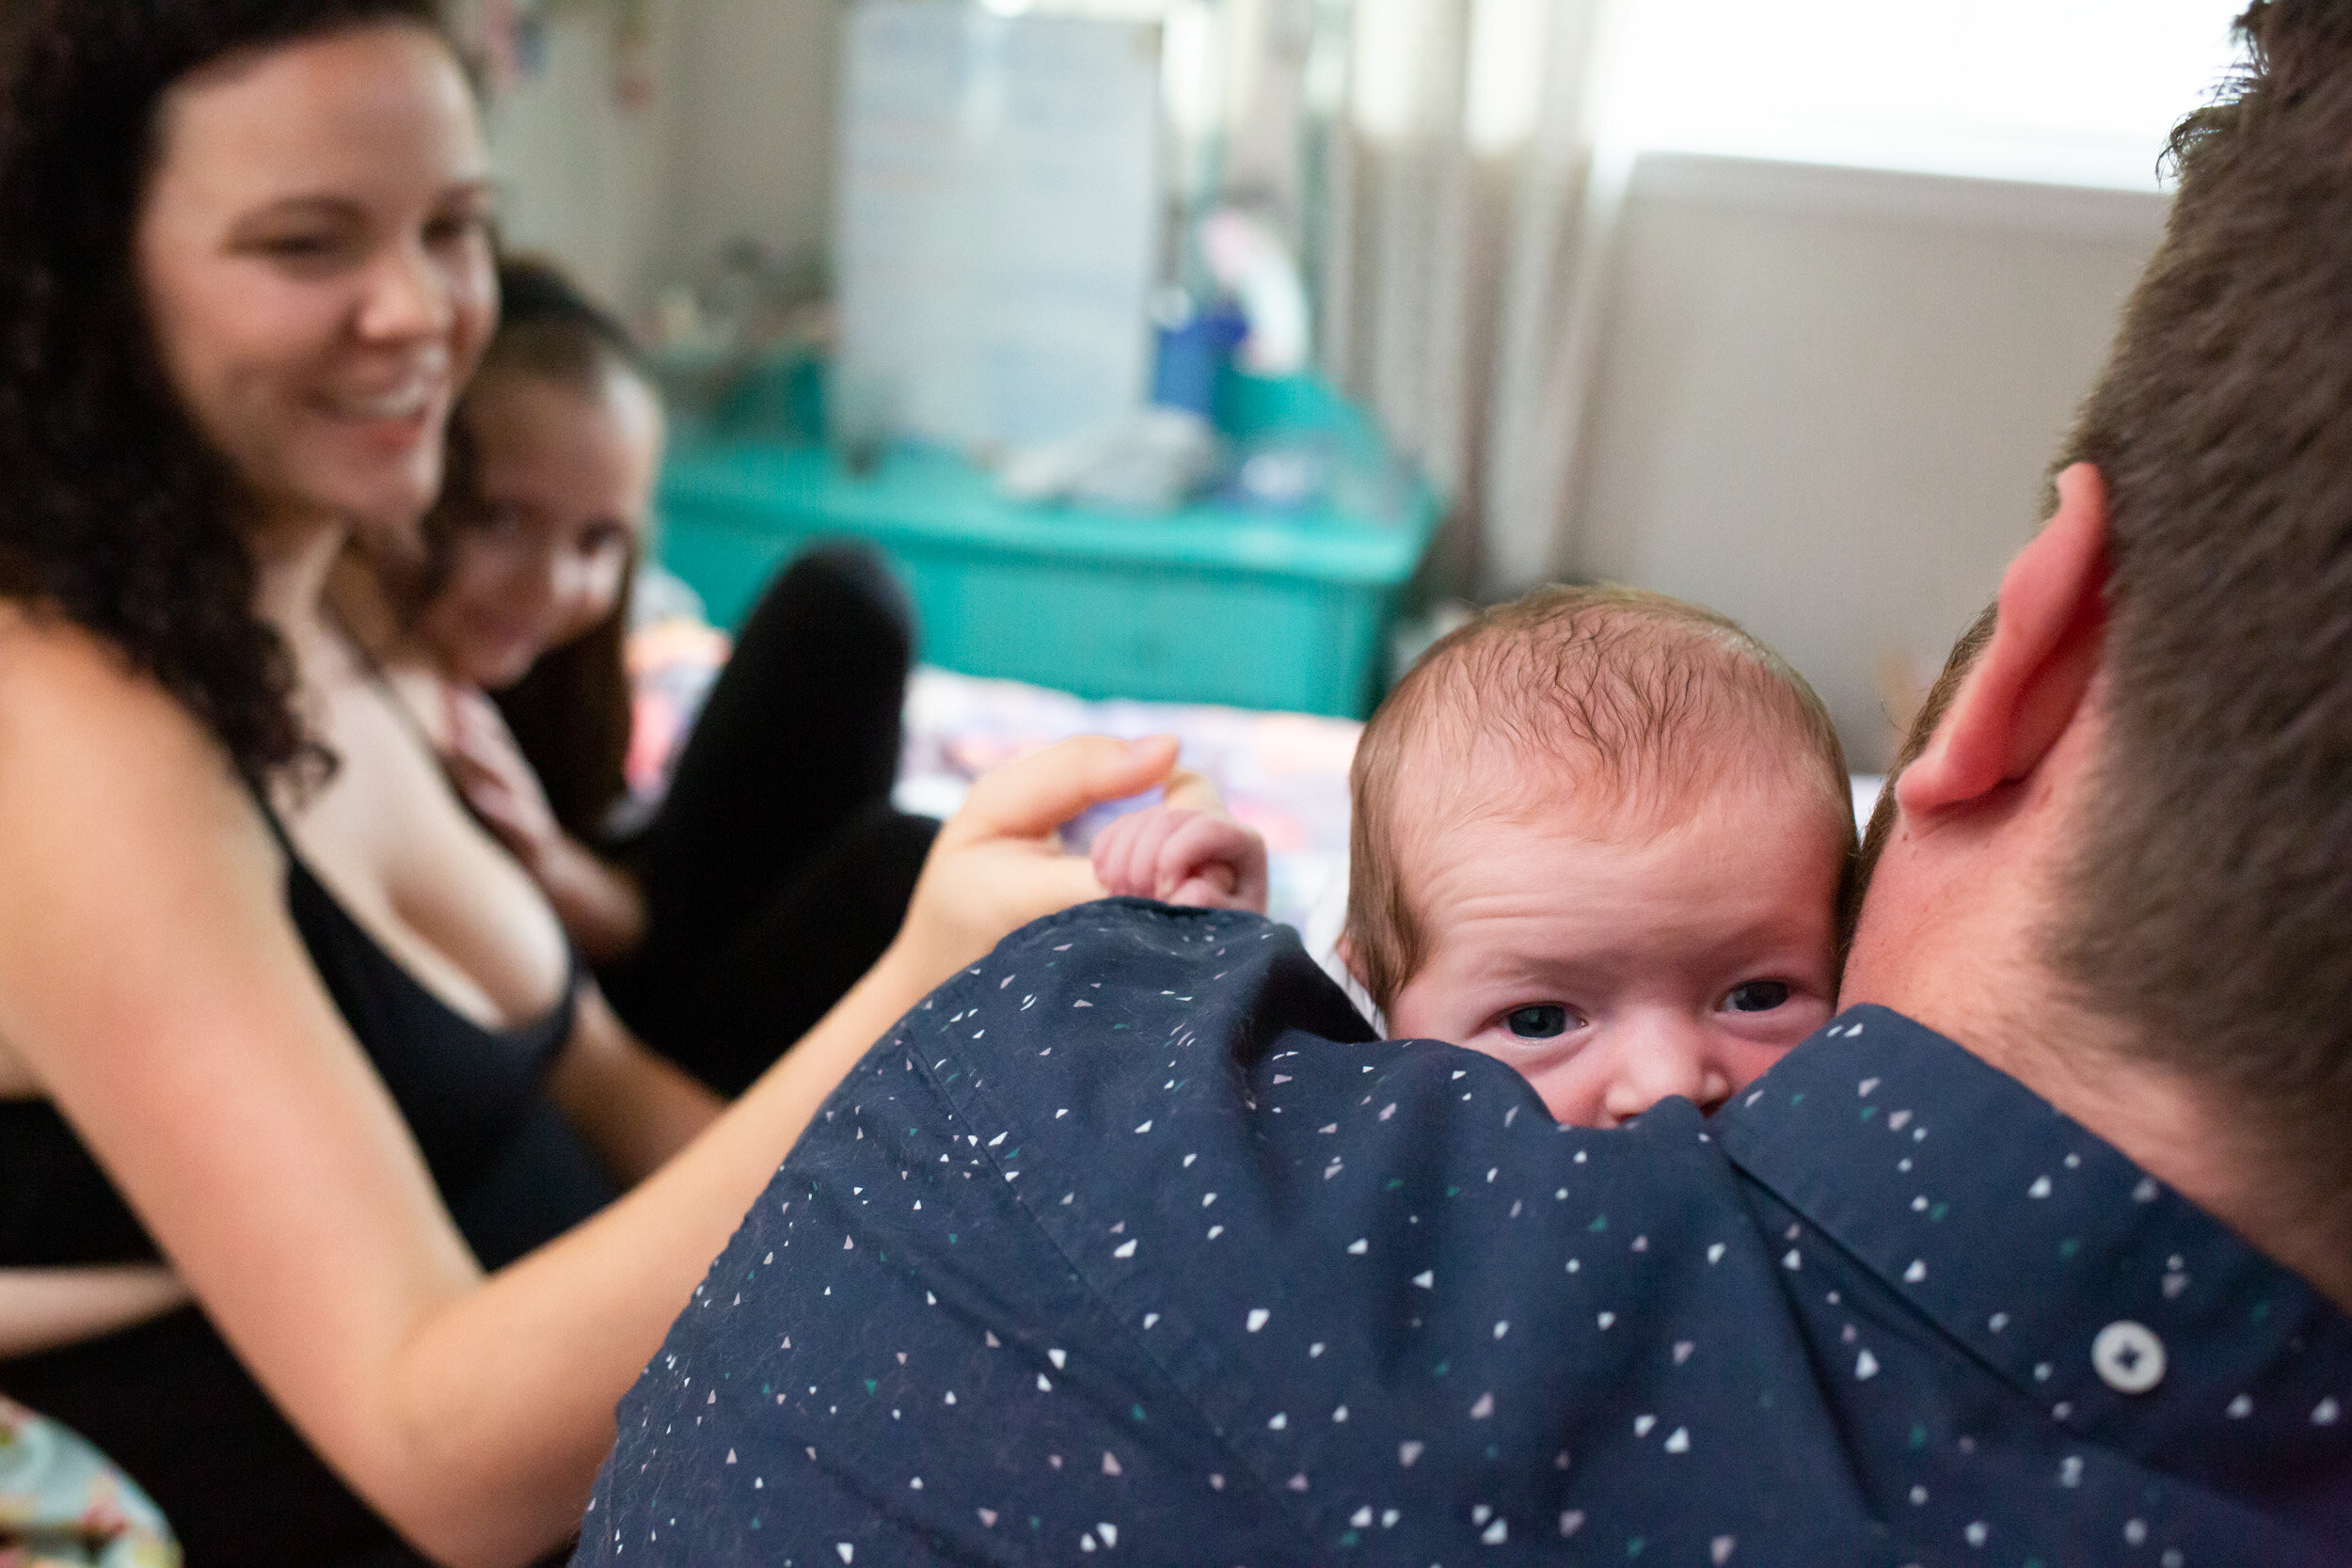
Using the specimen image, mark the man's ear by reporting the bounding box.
[1899,462,2111,815]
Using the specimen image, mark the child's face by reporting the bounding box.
[1384,767,1844,1128]
[420,367,663,689]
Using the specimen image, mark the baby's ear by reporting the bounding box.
[1334,931,1366,991]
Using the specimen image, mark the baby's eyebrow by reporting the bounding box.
[1453,951,1600,990]
[1468,922,1830,985]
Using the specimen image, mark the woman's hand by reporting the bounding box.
[441,686,564,872]
[883,735,1184,990]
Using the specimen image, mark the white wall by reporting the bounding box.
[1574,153,2166,768]
[485,8,683,309]
[660,0,842,296]
[485,0,838,312]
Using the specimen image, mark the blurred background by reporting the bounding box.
[451,0,2246,771]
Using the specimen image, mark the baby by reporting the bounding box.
[1091,585,1856,1127]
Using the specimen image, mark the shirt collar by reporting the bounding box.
[1711,1006,2352,1494]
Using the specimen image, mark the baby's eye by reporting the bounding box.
[1504,1004,1571,1039]
[1724,980,1790,1014]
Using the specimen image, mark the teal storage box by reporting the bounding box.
[654,374,1441,719]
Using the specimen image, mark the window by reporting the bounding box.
[1605,0,2249,191]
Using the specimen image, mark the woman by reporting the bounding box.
[342,258,935,1098]
[0,8,1160,1564]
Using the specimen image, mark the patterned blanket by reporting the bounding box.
[626,618,1361,940]
[0,1399,176,1568]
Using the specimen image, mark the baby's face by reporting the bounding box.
[1385,768,1844,1128]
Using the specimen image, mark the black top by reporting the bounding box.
[577,900,2352,1568]
[0,811,616,1566]
[0,814,598,1265]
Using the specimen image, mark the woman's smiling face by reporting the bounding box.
[134,21,495,541]
[1383,765,1847,1128]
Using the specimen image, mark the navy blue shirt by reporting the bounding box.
[576,901,2352,1565]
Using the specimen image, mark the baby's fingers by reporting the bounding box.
[1117,810,1191,899]
[1166,870,1245,910]
[1155,814,1269,913]
[1089,812,1153,897]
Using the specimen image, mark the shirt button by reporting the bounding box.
[2091,1321,2167,1394]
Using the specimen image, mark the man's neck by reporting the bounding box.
[1844,772,2352,1316]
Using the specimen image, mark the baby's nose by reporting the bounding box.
[1598,1024,1734,1125]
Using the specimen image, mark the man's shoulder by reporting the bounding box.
[959,897,1367,1021]
[583,961,2352,1566]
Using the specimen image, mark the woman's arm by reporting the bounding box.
[0,1265,190,1358]
[545,986,721,1184]
[441,687,646,961]
[364,730,1170,1561]
[0,623,1167,1566]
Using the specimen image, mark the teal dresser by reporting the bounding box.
[654,373,1441,720]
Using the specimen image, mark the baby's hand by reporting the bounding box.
[1089,804,1269,913]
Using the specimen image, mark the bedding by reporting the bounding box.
[626,616,1360,939]
[0,1398,176,1567]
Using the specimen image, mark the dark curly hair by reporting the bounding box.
[0,0,456,783]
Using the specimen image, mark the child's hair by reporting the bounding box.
[1344,585,1855,1012]
[425,255,655,840]
[477,255,646,392]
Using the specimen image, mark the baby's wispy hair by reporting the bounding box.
[1344,585,1853,1012]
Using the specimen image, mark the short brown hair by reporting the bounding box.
[1854,601,1996,924]
[1345,585,1854,1012]
[2036,0,2352,1221]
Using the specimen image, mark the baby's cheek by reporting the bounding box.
[1718,1037,1798,1095]
[1460,1037,1602,1127]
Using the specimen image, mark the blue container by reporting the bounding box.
[1149,305,1249,419]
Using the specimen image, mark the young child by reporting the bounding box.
[1090,585,1856,1127]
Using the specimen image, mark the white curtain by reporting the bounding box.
[1303,0,1630,595]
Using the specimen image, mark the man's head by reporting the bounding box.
[1850,0,2352,1293]
[1344,585,1856,1126]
